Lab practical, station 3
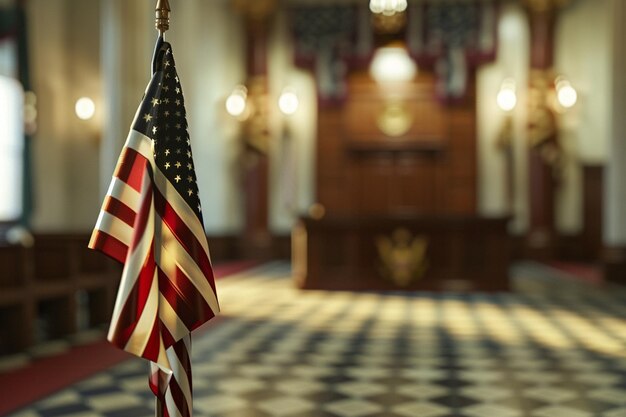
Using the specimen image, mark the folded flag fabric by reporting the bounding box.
[89,39,219,417]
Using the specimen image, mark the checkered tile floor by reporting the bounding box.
[7,262,626,417]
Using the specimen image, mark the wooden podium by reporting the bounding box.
[293,215,510,292]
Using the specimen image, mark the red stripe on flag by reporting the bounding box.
[89,231,128,264]
[104,196,137,227]
[130,180,153,252]
[157,267,214,334]
[154,189,217,294]
[160,321,175,348]
[115,147,149,193]
[172,339,190,371]
[142,317,162,362]
[109,247,156,351]
[172,340,192,388]
[149,370,160,398]
[168,376,191,417]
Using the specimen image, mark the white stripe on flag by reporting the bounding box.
[167,342,193,407]
[153,166,211,258]
[123,269,162,364]
[94,210,133,247]
[158,293,190,342]
[156,216,220,314]
[126,129,155,161]
[165,389,185,417]
[107,177,142,211]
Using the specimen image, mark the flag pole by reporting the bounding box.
[154,4,169,417]
[155,398,163,417]
[155,0,171,39]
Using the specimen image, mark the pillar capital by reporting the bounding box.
[522,0,571,13]
[231,0,277,21]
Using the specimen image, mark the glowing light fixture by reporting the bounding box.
[278,88,299,115]
[225,85,247,117]
[370,46,417,85]
[497,79,517,112]
[370,0,408,16]
[75,97,96,120]
[555,77,577,109]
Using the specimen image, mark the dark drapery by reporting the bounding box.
[290,1,499,102]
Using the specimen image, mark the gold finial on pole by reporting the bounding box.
[155,0,171,37]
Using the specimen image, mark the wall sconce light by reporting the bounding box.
[74,96,101,145]
[555,76,577,109]
[226,85,299,118]
[497,79,517,112]
[225,83,299,153]
[495,73,578,209]
[278,88,299,116]
[497,75,577,115]
[369,0,407,16]
[225,85,248,118]
[75,97,96,121]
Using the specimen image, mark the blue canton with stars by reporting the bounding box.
[133,41,203,221]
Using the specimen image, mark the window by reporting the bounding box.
[0,74,23,221]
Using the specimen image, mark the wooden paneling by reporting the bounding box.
[0,235,121,355]
[393,154,438,213]
[583,165,604,261]
[356,154,394,213]
[316,69,477,217]
[0,246,27,289]
[316,111,344,177]
[318,176,353,215]
[33,240,74,281]
[604,246,626,285]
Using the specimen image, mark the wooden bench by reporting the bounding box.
[0,234,121,355]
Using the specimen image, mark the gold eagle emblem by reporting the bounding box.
[376,228,429,288]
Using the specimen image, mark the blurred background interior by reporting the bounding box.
[2,0,626,416]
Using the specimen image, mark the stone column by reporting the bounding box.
[99,0,123,197]
[232,0,277,259]
[522,0,569,259]
[604,0,626,284]
[99,0,153,197]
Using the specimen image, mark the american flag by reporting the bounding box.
[89,40,219,417]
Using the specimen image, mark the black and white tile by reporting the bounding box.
[8,262,626,417]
